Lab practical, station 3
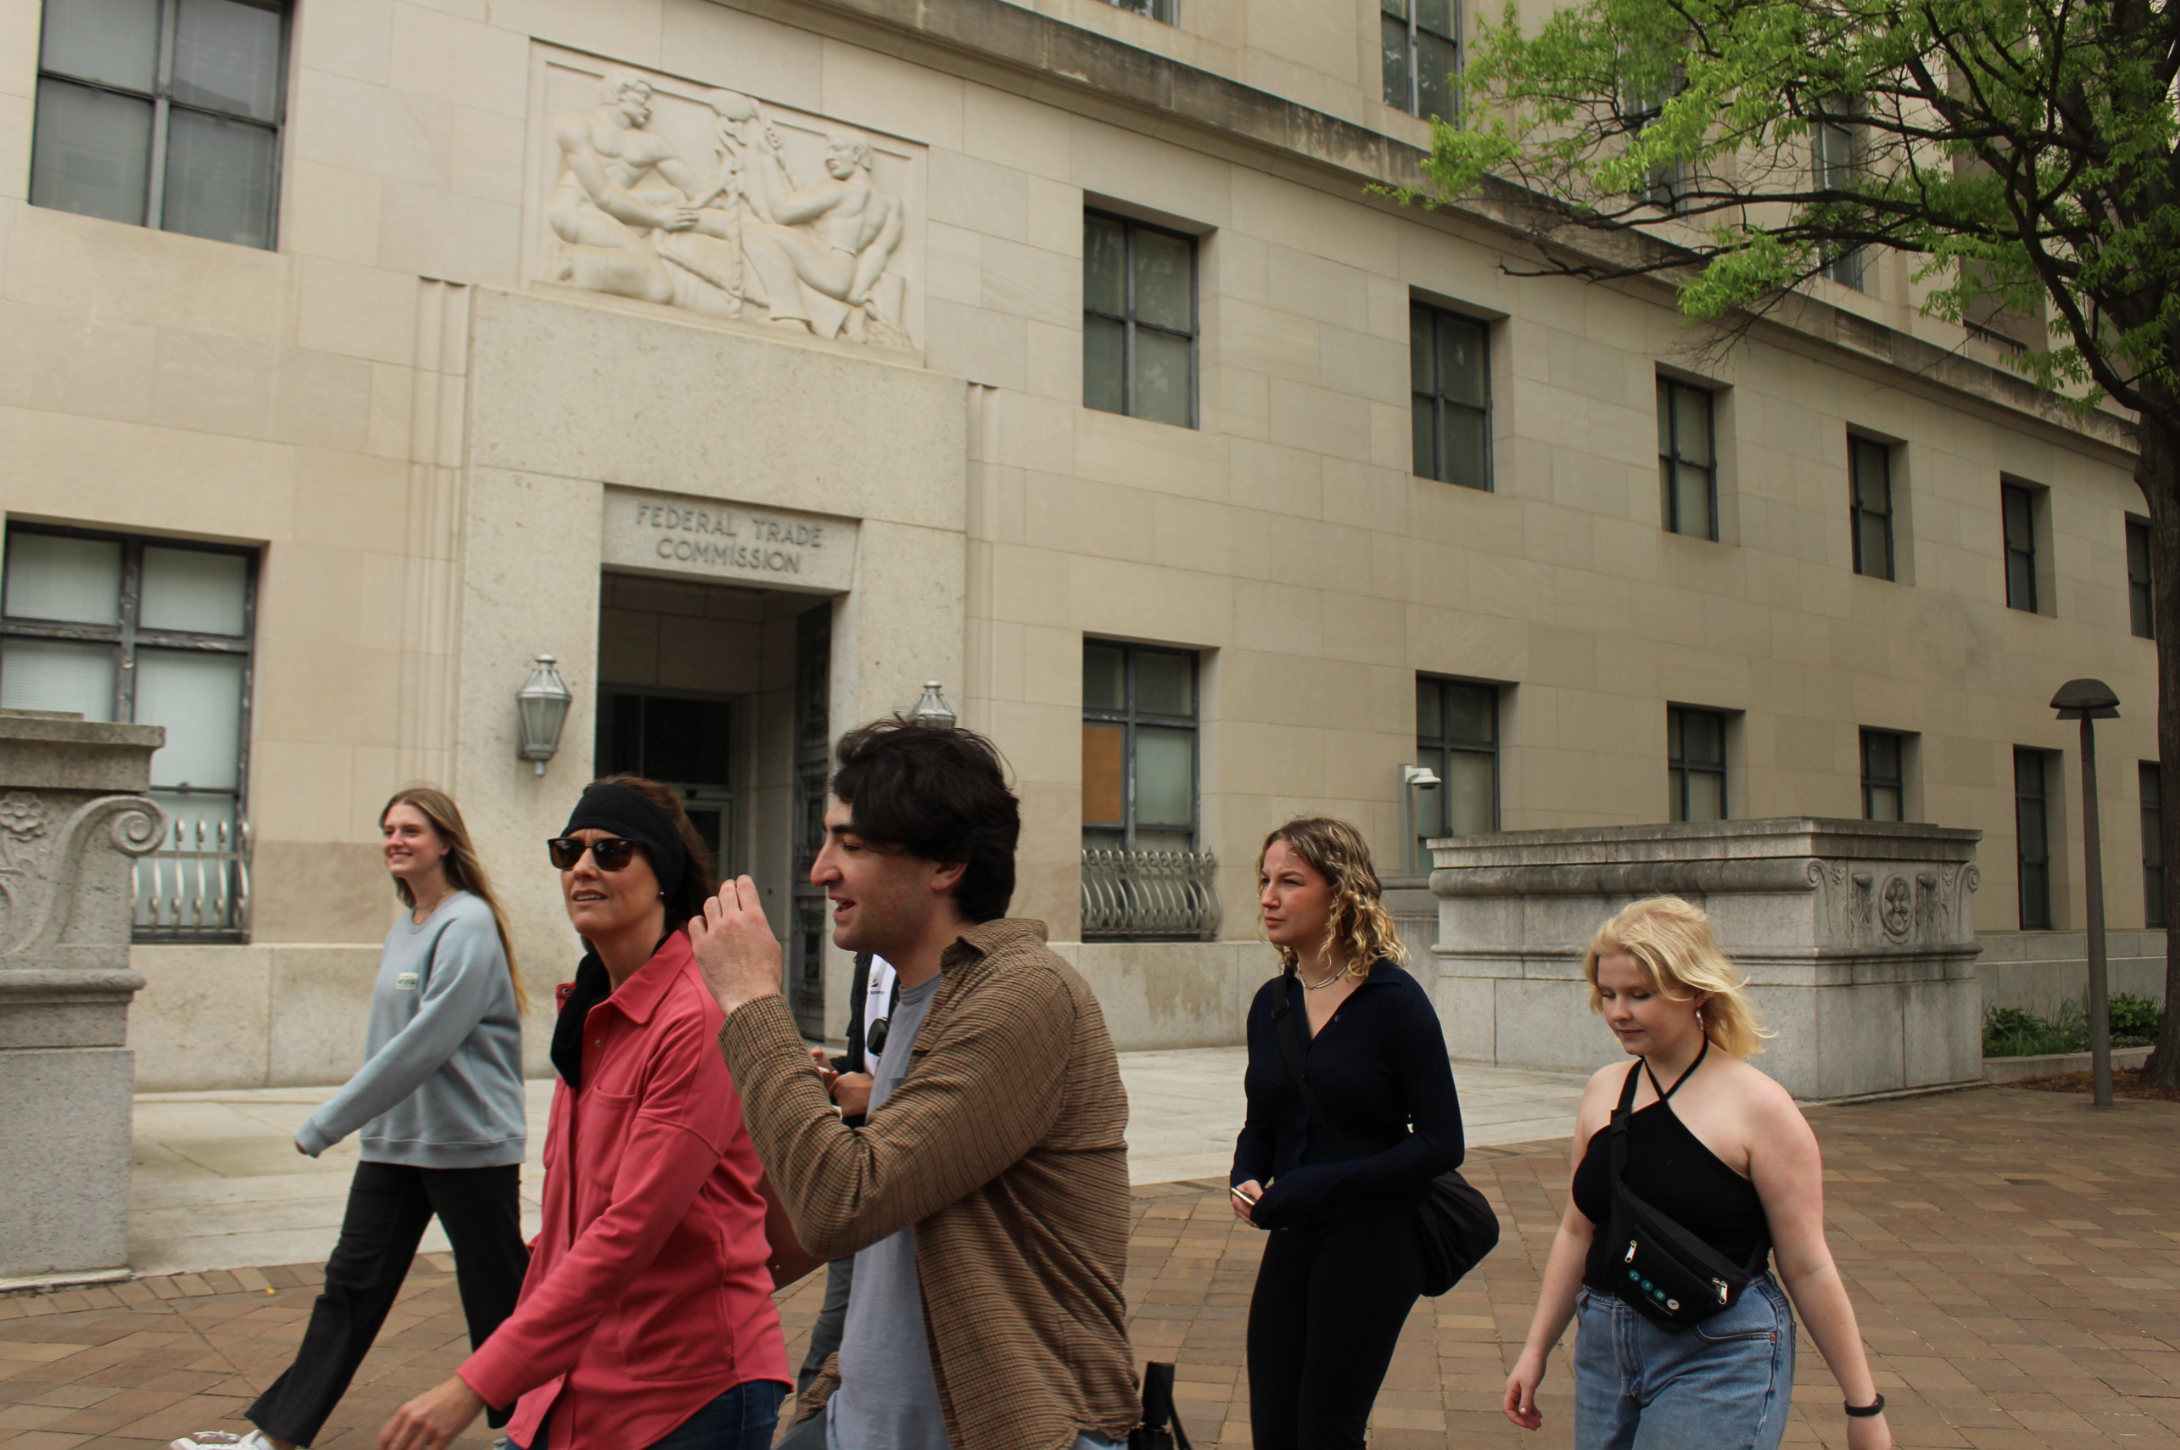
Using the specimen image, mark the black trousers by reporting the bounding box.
[1246,1197,1426,1450]
[249,1160,529,1446]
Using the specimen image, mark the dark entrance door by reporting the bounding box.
[788,602,832,1038]
[594,688,737,877]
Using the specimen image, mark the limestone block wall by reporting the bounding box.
[1978,930,2169,1018]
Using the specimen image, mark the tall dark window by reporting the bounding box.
[1382,0,1457,119]
[1082,641,1198,854]
[1106,0,1176,21]
[1860,729,1905,821]
[1,524,256,939]
[1668,706,1728,822]
[2128,516,2155,639]
[1415,677,1497,861]
[1812,100,1865,289]
[30,0,287,249]
[1083,210,1196,429]
[1849,435,1895,580]
[2003,482,2039,612]
[1658,378,1717,540]
[596,690,736,876]
[2015,747,2052,929]
[1411,303,1490,489]
[2143,761,2165,929]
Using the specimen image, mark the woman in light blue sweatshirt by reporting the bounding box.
[169,788,529,1450]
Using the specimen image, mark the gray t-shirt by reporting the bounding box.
[829,971,949,1450]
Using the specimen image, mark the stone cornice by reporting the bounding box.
[723,0,2135,460]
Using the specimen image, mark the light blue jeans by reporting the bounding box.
[1573,1274,1795,1450]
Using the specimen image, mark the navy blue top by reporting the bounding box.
[1229,958,1464,1229]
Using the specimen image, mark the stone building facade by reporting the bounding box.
[0,0,2154,1087]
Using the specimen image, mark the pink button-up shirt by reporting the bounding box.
[459,933,788,1448]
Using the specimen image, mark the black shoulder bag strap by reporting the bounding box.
[1271,984,1378,1153]
[1605,1039,1713,1274]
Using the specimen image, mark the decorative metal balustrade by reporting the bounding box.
[1081,848,1221,941]
[133,814,251,941]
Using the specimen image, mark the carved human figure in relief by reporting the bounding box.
[741,128,908,344]
[549,74,729,305]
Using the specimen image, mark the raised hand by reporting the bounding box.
[687,875,784,1017]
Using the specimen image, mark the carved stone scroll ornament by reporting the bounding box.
[546,72,911,347]
[0,791,164,958]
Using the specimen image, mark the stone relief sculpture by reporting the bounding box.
[538,58,916,348]
[0,788,163,956]
[1806,855,1980,948]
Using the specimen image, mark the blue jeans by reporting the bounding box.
[1572,1275,1794,1450]
[517,1380,788,1450]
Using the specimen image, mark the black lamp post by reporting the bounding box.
[2052,677,2121,1107]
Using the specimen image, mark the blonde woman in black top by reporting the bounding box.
[1502,896,1892,1450]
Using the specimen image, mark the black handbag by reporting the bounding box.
[1270,994,1499,1296]
[1603,1052,1769,1332]
[1127,1361,1192,1450]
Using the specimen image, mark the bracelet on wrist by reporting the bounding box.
[1844,1393,1885,1418]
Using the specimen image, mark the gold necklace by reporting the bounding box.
[412,884,456,922]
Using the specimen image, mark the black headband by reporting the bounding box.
[560,784,687,897]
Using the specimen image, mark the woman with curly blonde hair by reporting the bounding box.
[1229,817,1464,1450]
[1503,896,1893,1450]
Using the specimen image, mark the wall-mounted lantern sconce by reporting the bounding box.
[516,654,574,776]
[910,681,957,729]
[1400,764,1442,877]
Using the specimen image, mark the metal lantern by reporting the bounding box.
[516,654,574,776]
[910,680,957,729]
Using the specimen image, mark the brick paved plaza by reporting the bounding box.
[3,1085,2176,1449]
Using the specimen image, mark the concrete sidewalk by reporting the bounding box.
[129,1049,1589,1277]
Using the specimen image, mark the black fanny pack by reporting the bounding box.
[1604,1050,1768,1332]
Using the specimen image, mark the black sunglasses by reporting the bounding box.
[547,837,642,872]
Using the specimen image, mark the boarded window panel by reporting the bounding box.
[136,649,245,790]
[4,534,123,625]
[1134,726,1194,828]
[1082,724,1124,823]
[1445,750,1494,834]
[0,637,116,720]
[141,546,248,634]
[1684,769,1726,822]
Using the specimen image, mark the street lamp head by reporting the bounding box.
[1402,765,1442,787]
[909,681,957,730]
[2051,677,2120,720]
[516,654,575,776]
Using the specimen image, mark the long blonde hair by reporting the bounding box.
[1258,816,1407,981]
[381,787,528,1014]
[1580,896,1769,1056]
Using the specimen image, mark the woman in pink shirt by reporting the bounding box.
[379,775,792,1450]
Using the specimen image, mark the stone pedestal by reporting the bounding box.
[0,709,164,1284]
[1431,818,1983,1101]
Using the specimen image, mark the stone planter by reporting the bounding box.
[1430,818,1984,1101]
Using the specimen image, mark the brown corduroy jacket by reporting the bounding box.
[717,918,1137,1450]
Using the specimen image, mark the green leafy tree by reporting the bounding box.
[1394,0,2180,1085]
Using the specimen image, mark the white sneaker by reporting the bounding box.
[168,1433,277,1450]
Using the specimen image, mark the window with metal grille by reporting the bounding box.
[1,524,256,940]
[2003,482,2040,612]
[2128,516,2155,640]
[1658,378,1717,540]
[2143,761,2164,929]
[1083,210,1197,429]
[29,0,287,249]
[1410,303,1491,489]
[1082,641,1199,854]
[1861,729,1905,821]
[2015,747,2052,929]
[1382,0,1457,119]
[1415,677,1497,864]
[1106,0,1176,21]
[1668,707,1727,822]
[1850,435,1895,580]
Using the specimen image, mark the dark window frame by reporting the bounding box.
[2015,746,2052,929]
[1658,376,1719,541]
[1082,208,1200,430]
[2127,515,2155,640]
[1849,434,1896,581]
[1667,705,1729,822]
[1860,728,1906,821]
[1415,674,1499,847]
[1812,98,1865,290]
[1410,300,1492,490]
[2143,760,2164,930]
[30,0,290,250]
[1382,0,1459,119]
[2002,480,2041,613]
[1081,640,1201,853]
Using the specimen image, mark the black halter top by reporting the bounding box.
[1569,1049,1771,1292]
